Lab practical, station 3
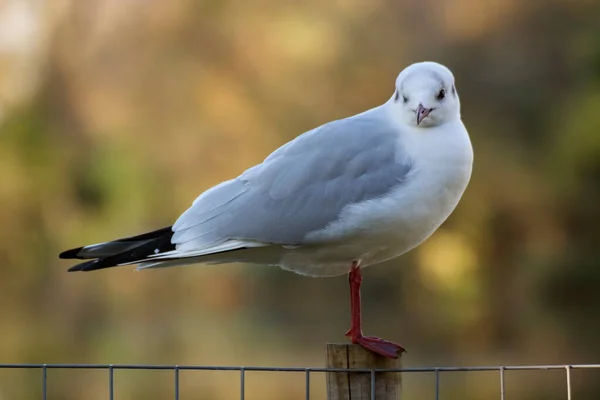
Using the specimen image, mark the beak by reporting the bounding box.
[416,104,433,125]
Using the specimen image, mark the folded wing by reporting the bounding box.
[170,109,412,253]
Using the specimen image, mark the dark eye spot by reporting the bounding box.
[437,89,446,100]
[403,95,408,103]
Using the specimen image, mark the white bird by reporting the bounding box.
[60,61,473,358]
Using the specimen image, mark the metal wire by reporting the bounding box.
[174,366,180,400]
[305,368,311,400]
[3,363,598,371]
[499,366,505,400]
[0,363,597,399]
[41,364,47,400]
[435,367,440,400]
[240,367,245,400]
[109,364,114,400]
[566,365,572,400]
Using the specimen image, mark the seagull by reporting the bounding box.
[60,61,473,359]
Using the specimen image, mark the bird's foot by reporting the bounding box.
[345,330,405,359]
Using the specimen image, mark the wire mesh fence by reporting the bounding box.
[1,363,599,400]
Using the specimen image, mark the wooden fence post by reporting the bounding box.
[326,343,402,400]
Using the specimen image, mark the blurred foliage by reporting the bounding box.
[1,0,600,398]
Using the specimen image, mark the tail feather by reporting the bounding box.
[63,226,175,272]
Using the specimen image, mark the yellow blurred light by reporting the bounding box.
[417,231,478,293]
[267,12,340,67]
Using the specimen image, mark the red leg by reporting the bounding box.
[344,261,405,359]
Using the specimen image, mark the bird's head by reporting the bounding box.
[390,61,460,128]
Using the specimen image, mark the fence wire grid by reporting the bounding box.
[1,363,599,400]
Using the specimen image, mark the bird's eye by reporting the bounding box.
[402,95,408,103]
[437,89,446,100]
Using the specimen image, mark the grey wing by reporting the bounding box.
[172,111,413,251]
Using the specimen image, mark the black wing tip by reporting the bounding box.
[67,264,84,272]
[67,260,101,272]
[59,247,84,259]
[60,226,174,260]
[63,226,175,273]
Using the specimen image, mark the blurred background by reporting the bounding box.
[1,0,600,398]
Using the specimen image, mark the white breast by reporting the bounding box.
[387,119,473,244]
[287,119,473,276]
